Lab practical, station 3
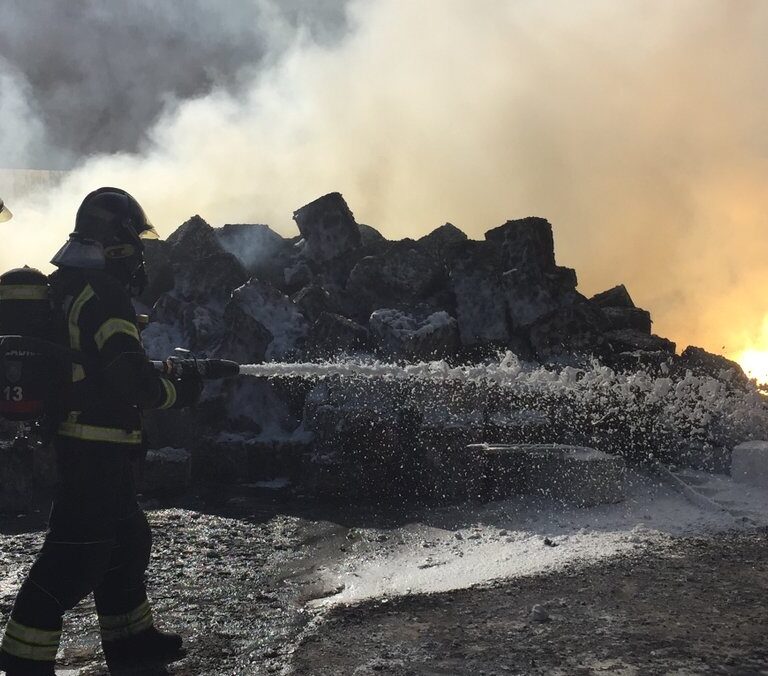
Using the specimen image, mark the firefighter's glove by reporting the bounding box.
[172,371,204,408]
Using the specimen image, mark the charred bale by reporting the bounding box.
[291,284,338,323]
[484,218,580,333]
[529,302,609,361]
[485,217,556,273]
[678,346,749,386]
[308,312,369,356]
[358,223,388,251]
[228,279,309,359]
[446,240,509,347]
[213,301,272,364]
[293,192,362,263]
[347,242,444,320]
[418,223,468,263]
[283,261,314,293]
[147,295,224,355]
[590,284,635,308]
[166,215,225,261]
[172,253,248,308]
[369,309,459,360]
[501,267,560,328]
[602,307,652,333]
[604,329,676,354]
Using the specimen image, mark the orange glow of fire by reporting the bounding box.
[737,349,768,386]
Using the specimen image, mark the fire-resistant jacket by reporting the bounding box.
[51,268,178,446]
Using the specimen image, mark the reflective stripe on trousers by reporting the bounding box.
[1,619,60,662]
[99,600,154,641]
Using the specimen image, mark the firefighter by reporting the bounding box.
[0,188,202,675]
[0,197,12,222]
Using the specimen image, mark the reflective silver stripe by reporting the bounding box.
[58,421,142,445]
[0,285,49,301]
[1,619,60,661]
[158,378,177,410]
[94,318,140,351]
[99,600,154,641]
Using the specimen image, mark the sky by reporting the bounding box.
[1,0,768,367]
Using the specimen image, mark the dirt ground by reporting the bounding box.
[290,531,768,676]
[2,497,768,675]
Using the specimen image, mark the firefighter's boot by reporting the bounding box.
[0,650,56,676]
[0,615,60,676]
[102,626,184,666]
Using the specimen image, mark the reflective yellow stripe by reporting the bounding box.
[72,363,86,383]
[68,285,95,351]
[94,318,140,351]
[1,619,60,661]
[58,421,142,445]
[99,600,154,640]
[0,285,49,301]
[159,377,177,410]
[68,286,95,383]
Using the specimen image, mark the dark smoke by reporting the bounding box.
[0,0,349,167]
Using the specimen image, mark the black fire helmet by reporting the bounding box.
[51,187,158,270]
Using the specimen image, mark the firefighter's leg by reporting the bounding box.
[94,506,154,640]
[95,469,183,665]
[0,539,113,674]
[0,440,122,673]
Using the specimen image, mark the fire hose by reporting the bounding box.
[0,336,241,381]
[150,348,240,380]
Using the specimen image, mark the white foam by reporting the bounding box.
[310,470,768,607]
[241,352,768,454]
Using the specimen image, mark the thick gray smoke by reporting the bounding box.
[0,0,348,166]
[2,0,768,367]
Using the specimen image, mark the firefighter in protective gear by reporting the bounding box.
[0,188,202,675]
[0,197,12,223]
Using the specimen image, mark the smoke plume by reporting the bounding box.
[2,0,768,361]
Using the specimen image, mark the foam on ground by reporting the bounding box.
[309,469,768,607]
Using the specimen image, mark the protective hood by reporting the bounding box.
[0,197,12,223]
[50,235,106,270]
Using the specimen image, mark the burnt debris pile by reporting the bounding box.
[3,192,765,509]
[120,191,767,503]
[141,191,732,370]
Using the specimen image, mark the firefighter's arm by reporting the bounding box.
[100,334,202,409]
[97,322,179,409]
[85,286,200,409]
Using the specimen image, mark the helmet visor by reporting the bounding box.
[0,199,12,223]
[139,222,160,240]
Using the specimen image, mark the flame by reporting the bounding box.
[737,349,768,386]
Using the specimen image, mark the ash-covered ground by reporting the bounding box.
[2,469,768,675]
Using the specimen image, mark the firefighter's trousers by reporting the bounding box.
[0,437,155,664]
